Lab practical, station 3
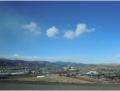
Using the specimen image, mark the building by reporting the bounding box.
[86,71,99,78]
[36,75,45,78]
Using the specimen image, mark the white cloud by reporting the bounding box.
[64,30,75,40]
[22,22,41,35]
[64,23,95,39]
[75,24,87,36]
[46,26,59,38]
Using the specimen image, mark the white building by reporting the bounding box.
[86,71,98,75]
[36,75,45,78]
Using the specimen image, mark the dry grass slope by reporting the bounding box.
[15,76,93,84]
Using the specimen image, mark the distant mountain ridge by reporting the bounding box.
[1,58,119,69]
[0,58,89,68]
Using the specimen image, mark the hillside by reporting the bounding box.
[0,58,56,67]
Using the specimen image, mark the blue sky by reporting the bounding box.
[0,1,120,64]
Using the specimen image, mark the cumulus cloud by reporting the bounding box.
[22,22,41,35]
[46,26,59,38]
[75,24,87,36]
[64,30,75,40]
[64,23,95,39]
